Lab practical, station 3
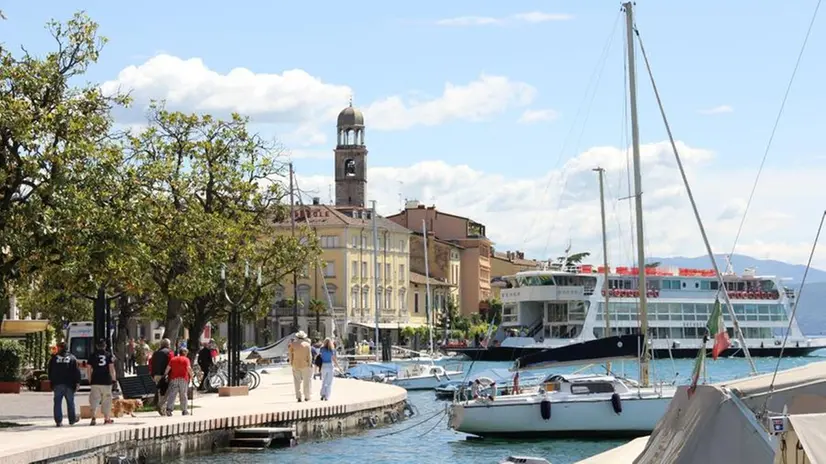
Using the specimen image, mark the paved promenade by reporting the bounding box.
[0,366,406,464]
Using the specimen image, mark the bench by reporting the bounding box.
[136,365,150,376]
[118,375,157,402]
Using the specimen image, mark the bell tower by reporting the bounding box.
[334,99,367,207]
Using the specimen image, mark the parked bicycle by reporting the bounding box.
[193,360,260,392]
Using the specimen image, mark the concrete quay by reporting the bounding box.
[0,366,407,464]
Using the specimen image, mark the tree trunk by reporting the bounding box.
[316,313,321,338]
[186,301,209,363]
[162,298,183,341]
[113,295,130,380]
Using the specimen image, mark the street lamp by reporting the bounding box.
[220,261,263,388]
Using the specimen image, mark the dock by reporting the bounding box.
[0,366,406,464]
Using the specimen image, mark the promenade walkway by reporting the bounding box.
[0,366,406,464]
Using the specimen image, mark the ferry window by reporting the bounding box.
[710,281,719,290]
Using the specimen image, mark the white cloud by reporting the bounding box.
[435,12,573,26]
[699,105,734,115]
[102,55,535,139]
[365,74,536,130]
[295,140,826,269]
[518,109,558,123]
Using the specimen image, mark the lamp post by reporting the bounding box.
[220,262,263,387]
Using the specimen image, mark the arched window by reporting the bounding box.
[297,284,311,310]
[361,286,370,309]
[325,284,338,307]
[377,286,384,309]
[385,287,393,310]
[344,159,356,176]
[399,288,407,312]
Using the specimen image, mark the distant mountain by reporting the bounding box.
[649,254,826,284]
[650,254,826,336]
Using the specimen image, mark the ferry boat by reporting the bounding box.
[448,263,825,362]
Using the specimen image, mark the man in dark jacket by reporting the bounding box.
[150,338,173,416]
[196,341,215,391]
[48,342,81,426]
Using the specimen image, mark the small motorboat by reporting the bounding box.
[434,368,543,400]
[388,362,464,390]
[499,456,551,464]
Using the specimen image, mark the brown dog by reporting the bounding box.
[112,398,143,418]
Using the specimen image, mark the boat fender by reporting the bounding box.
[540,399,552,421]
[368,415,378,428]
[611,393,622,415]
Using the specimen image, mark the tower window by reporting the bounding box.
[344,159,356,176]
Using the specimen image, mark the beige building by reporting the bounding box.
[408,271,455,329]
[270,103,416,343]
[409,231,462,307]
[387,202,492,316]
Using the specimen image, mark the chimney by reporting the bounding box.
[312,197,320,205]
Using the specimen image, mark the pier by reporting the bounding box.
[0,366,406,464]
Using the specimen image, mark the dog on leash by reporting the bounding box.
[112,398,143,418]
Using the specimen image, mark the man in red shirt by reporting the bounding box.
[163,347,194,416]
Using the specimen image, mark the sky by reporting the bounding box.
[5,0,826,269]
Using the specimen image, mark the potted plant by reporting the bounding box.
[38,373,51,392]
[0,340,23,394]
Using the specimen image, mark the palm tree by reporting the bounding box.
[308,299,326,339]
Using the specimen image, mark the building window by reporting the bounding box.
[351,287,359,308]
[399,289,406,311]
[324,261,335,277]
[376,263,381,280]
[361,287,370,309]
[326,285,338,306]
[361,261,367,277]
[301,265,310,277]
[414,292,420,313]
[351,261,358,277]
[377,287,383,309]
[399,264,405,282]
[361,235,367,248]
[385,263,391,281]
[352,235,359,248]
[399,240,405,250]
[320,235,339,248]
[297,284,311,309]
[379,236,385,249]
[385,288,392,309]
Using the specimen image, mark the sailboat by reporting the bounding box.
[448,3,678,438]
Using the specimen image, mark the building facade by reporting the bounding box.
[387,201,492,316]
[408,271,455,332]
[409,232,462,307]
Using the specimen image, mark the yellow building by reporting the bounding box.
[409,232,462,309]
[490,249,542,299]
[270,203,413,343]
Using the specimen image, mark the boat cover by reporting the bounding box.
[344,363,400,379]
[787,413,826,464]
[248,333,294,360]
[514,334,644,371]
[632,360,826,464]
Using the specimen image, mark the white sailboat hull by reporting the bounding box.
[449,387,676,437]
[390,370,464,390]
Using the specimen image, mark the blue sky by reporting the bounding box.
[5,1,826,267]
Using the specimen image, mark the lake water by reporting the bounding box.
[175,353,825,464]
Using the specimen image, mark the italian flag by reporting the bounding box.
[687,345,705,398]
[707,298,731,360]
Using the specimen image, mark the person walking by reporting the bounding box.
[164,347,194,416]
[196,340,216,391]
[149,338,173,416]
[311,341,322,380]
[287,331,312,402]
[47,342,81,427]
[87,339,116,425]
[126,338,135,374]
[319,338,340,401]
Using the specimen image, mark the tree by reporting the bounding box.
[127,104,319,347]
[0,13,128,320]
[308,299,325,339]
[557,252,591,267]
[482,298,503,324]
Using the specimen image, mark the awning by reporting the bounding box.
[350,321,427,330]
[789,413,826,463]
[0,319,50,337]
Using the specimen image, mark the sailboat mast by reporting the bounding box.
[623,1,650,386]
[594,167,611,373]
[422,219,434,354]
[371,200,380,362]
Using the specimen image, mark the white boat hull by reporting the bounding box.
[391,370,463,390]
[449,388,676,438]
